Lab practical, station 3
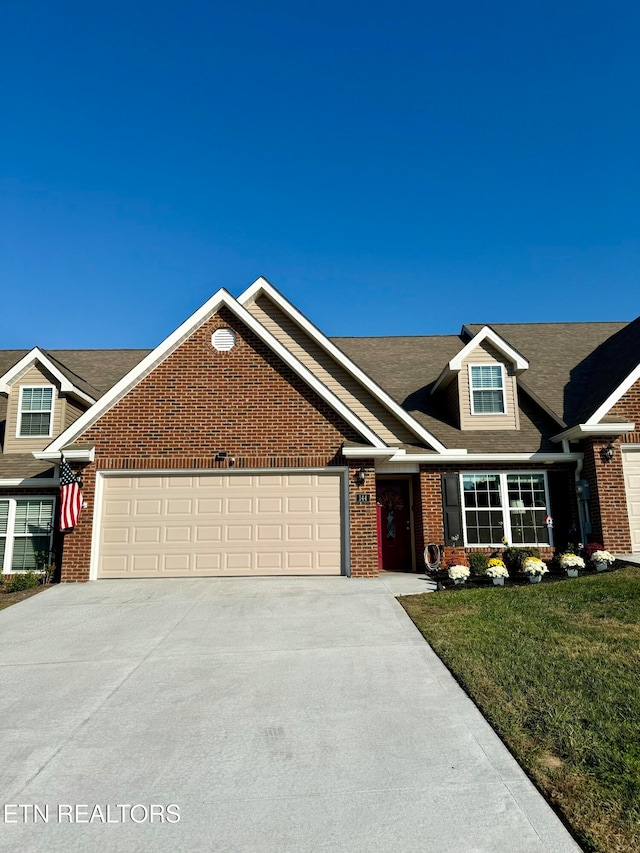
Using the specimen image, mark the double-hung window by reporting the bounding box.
[469,365,505,414]
[0,498,55,573]
[18,386,54,437]
[461,472,551,546]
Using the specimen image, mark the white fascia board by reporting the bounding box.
[398,452,584,463]
[0,478,59,487]
[585,363,640,425]
[552,422,635,442]
[238,277,451,453]
[0,347,96,404]
[449,327,529,372]
[341,448,582,463]
[34,447,96,462]
[45,289,386,452]
[341,447,399,460]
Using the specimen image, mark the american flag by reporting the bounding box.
[60,456,83,531]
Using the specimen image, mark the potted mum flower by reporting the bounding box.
[559,553,585,578]
[590,549,615,572]
[447,562,470,585]
[522,556,548,584]
[486,558,508,586]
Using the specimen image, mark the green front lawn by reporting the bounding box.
[399,566,640,853]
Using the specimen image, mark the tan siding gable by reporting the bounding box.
[64,397,88,430]
[247,295,418,445]
[4,363,65,453]
[458,341,520,431]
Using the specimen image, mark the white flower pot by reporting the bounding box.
[593,561,608,572]
[566,568,578,578]
[528,574,542,584]
[492,577,505,586]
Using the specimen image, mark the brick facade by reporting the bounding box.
[59,307,374,581]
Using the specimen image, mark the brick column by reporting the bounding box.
[583,437,632,552]
[60,463,96,582]
[418,466,445,547]
[348,460,378,577]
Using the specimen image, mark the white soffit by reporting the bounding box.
[552,422,636,442]
[239,277,460,454]
[45,289,386,452]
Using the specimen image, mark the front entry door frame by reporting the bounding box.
[376,475,417,572]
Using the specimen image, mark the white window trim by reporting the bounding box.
[459,470,553,548]
[16,385,55,439]
[468,363,507,416]
[0,496,56,574]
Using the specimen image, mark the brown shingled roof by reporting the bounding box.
[40,349,150,397]
[0,454,56,480]
[0,349,150,398]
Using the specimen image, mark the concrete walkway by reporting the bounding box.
[617,553,640,566]
[0,578,580,852]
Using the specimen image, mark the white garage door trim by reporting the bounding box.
[622,446,640,554]
[89,467,350,580]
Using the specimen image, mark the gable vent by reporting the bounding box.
[211,328,236,351]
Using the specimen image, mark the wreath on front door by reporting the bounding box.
[378,489,404,541]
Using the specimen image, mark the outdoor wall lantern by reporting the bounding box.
[215,450,236,467]
[354,468,367,486]
[603,443,615,463]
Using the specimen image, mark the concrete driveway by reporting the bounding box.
[0,577,579,852]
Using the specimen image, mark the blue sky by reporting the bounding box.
[2,1,638,348]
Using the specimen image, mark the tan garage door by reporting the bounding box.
[622,449,640,553]
[97,472,343,578]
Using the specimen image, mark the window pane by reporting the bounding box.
[19,412,51,436]
[462,474,502,504]
[470,365,503,389]
[21,387,34,410]
[507,473,546,506]
[465,510,504,544]
[510,509,550,545]
[11,537,50,571]
[14,500,54,535]
[0,537,5,571]
[473,390,505,414]
[462,475,504,543]
[0,501,8,536]
[506,474,549,543]
[21,387,53,412]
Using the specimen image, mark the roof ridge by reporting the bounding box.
[465,320,630,327]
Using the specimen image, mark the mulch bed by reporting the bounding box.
[429,562,621,592]
[0,584,53,611]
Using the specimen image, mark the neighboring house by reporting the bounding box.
[0,278,638,582]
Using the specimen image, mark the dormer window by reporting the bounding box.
[18,386,54,437]
[469,365,505,415]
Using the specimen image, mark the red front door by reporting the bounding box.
[376,479,413,571]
